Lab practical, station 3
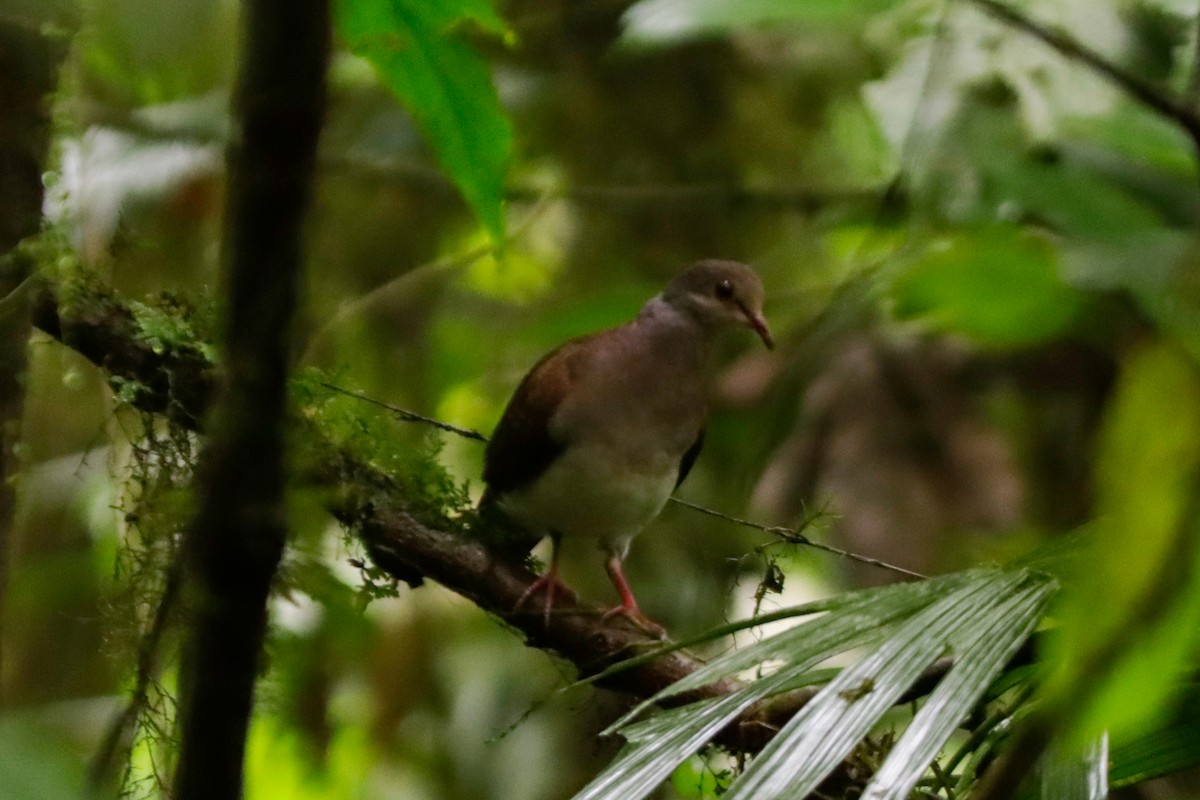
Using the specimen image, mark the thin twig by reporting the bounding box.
[965,0,1200,147]
[302,190,556,363]
[668,498,928,581]
[318,382,488,442]
[88,552,183,793]
[319,383,927,581]
[324,154,887,212]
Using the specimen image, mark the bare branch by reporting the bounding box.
[966,0,1200,151]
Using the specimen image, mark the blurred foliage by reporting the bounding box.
[334,0,514,242]
[5,0,1200,797]
[889,226,1083,347]
[1044,343,1200,744]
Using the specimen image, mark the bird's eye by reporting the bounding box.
[715,279,734,300]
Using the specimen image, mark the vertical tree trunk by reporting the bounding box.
[171,2,329,797]
[0,16,67,703]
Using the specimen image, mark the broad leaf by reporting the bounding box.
[890,226,1083,348]
[335,0,512,241]
[1044,342,1200,742]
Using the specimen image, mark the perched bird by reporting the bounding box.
[480,260,773,632]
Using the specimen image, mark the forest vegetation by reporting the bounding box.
[3,0,1200,798]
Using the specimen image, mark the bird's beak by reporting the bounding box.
[749,312,774,350]
[734,299,774,349]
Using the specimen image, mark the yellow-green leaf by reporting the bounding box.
[1044,342,1200,741]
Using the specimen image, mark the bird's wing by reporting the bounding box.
[482,335,596,496]
[676,424,700,489]
[675,427,705,488]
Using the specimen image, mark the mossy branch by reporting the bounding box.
[38,268,953,755]
[31,271,729,667]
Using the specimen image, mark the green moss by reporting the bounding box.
[23,226,93,304]
[292,367,473,524]
[129,295,217,363]
[27,227,217,364]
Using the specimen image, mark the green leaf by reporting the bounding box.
[619,0,897,48]
[574,568,1055,800]
[1109,686,1200,788]
[726,571,1044,800]
[861,576,1055,799]
[1043,342,1200,741]
[334,0,512,242]
[890,227,1083,348]
[1037,737,1108,800]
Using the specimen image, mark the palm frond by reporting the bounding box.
[572,567,1059,800]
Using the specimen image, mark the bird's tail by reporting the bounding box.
[474,489,541,557]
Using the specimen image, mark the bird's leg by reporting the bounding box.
[600,553,666,638]
[513,533,574,625]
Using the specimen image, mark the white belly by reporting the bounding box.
[498,442,678,551]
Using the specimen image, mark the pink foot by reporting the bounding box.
[602,553,667,638]
[514,573,576,626]
[513,534,574,626]
[600,603,667,638]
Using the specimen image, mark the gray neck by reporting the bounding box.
[635,294,715,366]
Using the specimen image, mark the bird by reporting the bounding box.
[479,260,773,633]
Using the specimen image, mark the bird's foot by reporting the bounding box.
[599,603,667,639]
[514,573,576,626]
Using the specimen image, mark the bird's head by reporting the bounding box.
[662,260,773,349]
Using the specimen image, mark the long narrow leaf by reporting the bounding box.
[615,571,979,727]
[862,573,1056,799]
[725,570,1033,800]
[1040,735,1109,800]
[574,671,812,800]
[334,0,512,241]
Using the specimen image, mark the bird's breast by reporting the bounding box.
[496,439,681,545]
[496,323,707,545]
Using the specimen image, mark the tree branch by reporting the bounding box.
[966,0,1200,153]
[32,272,969,762]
